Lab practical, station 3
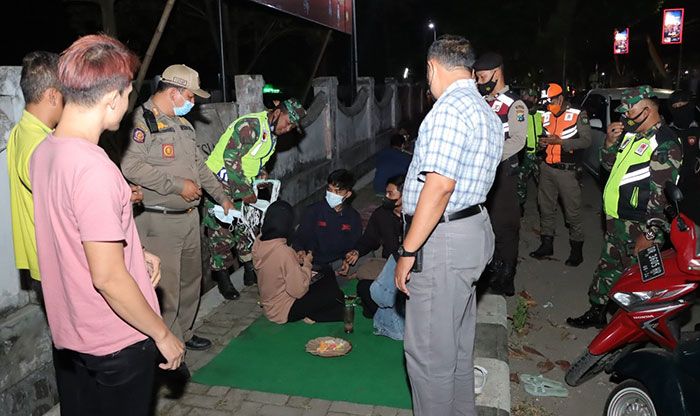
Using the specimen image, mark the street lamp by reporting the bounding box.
[403,67,409,80]
[428,21,436,42]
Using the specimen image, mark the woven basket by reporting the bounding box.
[305,336,352,357]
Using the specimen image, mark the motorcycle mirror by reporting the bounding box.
[665,181,684,205]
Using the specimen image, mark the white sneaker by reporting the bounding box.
[474,365,488,395]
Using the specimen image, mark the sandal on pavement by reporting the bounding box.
[519,374,569,398]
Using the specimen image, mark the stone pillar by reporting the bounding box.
[312,77,338,160]
[384,77,398,129]
[356,77,375,139]
[234,75,265,115]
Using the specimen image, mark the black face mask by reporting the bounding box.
[670,104,696,129]
[382,197,399,209]
[620,108,649,133]
[477,73,497,96]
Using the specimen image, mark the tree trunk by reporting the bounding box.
[129,0,177,111]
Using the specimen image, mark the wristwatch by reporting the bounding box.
[397,245,418,257]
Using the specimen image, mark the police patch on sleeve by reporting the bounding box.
[132,128,146,143]
[514,104,526,122]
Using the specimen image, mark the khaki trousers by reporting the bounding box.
[136,210,202,342]
[537,163,585,241]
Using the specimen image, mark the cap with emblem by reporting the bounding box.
[281,98,306,125]
[473,52,503,71]
[615,85,656,113]
[161,64,210,99]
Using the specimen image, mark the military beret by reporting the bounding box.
[473,52,503,71]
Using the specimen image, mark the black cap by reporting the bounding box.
[473,52,503,71]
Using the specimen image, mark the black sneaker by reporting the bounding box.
[185,335,212,351]
[566,305,607,329]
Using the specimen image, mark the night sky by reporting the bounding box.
[2,0,698,99]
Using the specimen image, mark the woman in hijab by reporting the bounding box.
[253,200,344,324]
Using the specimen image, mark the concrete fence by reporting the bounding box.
[0,67,426,416]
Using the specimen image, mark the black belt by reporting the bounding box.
[143,206,195,215]
[405,204,484,224]
[548,163,578,171]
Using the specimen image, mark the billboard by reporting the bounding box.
[250,0,353,34]
[661,8,684,45]
[613,28,629,55]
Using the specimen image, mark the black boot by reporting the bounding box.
[565,240,584,267]
[212,269,240,300]
[243,261,257,286]
[490,262,516,297]
[529,235,554,259]
[566,304,607,329]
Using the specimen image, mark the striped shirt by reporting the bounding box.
[403,79,503,215]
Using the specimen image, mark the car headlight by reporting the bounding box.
[612,290,667,309]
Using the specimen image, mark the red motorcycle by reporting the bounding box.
[566,184,700,386]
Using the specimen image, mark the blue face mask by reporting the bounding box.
[173,92,194,116]
[325,190,345,208]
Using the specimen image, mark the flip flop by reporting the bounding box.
[519,374,568,398]
[474,365,488,395]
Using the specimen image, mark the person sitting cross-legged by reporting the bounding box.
[253,201,345,324]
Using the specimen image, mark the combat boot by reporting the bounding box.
[243,261,258,286]
[566,304,607,329]
[565,240,584,267]
[529,235,554,259]
[490,262,516,297]
[212,269,240,300]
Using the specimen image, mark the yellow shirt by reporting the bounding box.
[7,110,51,281]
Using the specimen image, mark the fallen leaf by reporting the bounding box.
[510,372,520,384]
[509,347,529,360]
[560,330,572,341]
[537,360,555,373]
[523,345,546,358]
[555,360,571,371]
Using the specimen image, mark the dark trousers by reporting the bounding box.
[288,269,344,322]
[55,339,157,416]
[485,165,520,265]
[356,279,378,318]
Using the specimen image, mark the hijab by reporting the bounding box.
[260,200,295,241]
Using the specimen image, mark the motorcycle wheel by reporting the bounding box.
[604,380,657,416]
[565,345,635,387]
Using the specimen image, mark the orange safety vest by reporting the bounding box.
[541,107,581,164]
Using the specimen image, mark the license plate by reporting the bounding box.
[638,244,665,282]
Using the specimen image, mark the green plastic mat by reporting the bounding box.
[192,300,411,408]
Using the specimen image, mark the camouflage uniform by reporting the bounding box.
[588,87,682,305]
[204,99,306,271]
[517,151,540,206]
[203,116,266,270]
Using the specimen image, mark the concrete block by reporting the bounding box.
[247,390,289,405]
[329,401,375,415]
[474,323,509,363]
[287,396,311,408]
[236,400,264,416]
[475,357,511,413]
[180,393,221,409]
[259,404,304,416]
[372,406,399,416]
[216,388,247,411]
[477,294,508,329]
[206,385,230,397]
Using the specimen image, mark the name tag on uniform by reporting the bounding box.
[635,143,649,156]
[162,143,175,159]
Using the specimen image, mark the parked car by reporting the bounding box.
[579,87,674,180]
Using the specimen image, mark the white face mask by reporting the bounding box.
[325,190,345,208]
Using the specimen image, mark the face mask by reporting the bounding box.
[670,104,695,129]
[325,190,345,208]
[382,197,399,209]
[547,103,561,114]
[172,92,194,116]
[620,108,649,133]
[477,73,497,96]
[209,204,239,224]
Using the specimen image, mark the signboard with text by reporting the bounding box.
[249,0,353,34]
[613,28,629,55]
[661,8,684,45]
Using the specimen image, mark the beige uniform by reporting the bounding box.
[122,98,227,342]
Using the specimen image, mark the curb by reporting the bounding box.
[476,294,511,415]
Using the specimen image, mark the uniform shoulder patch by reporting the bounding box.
[514,103,526,122]
[132,127,146,143]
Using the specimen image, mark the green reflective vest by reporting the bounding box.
[603,132,656,221]
[526,112,543,154]
[206,111,275,183]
